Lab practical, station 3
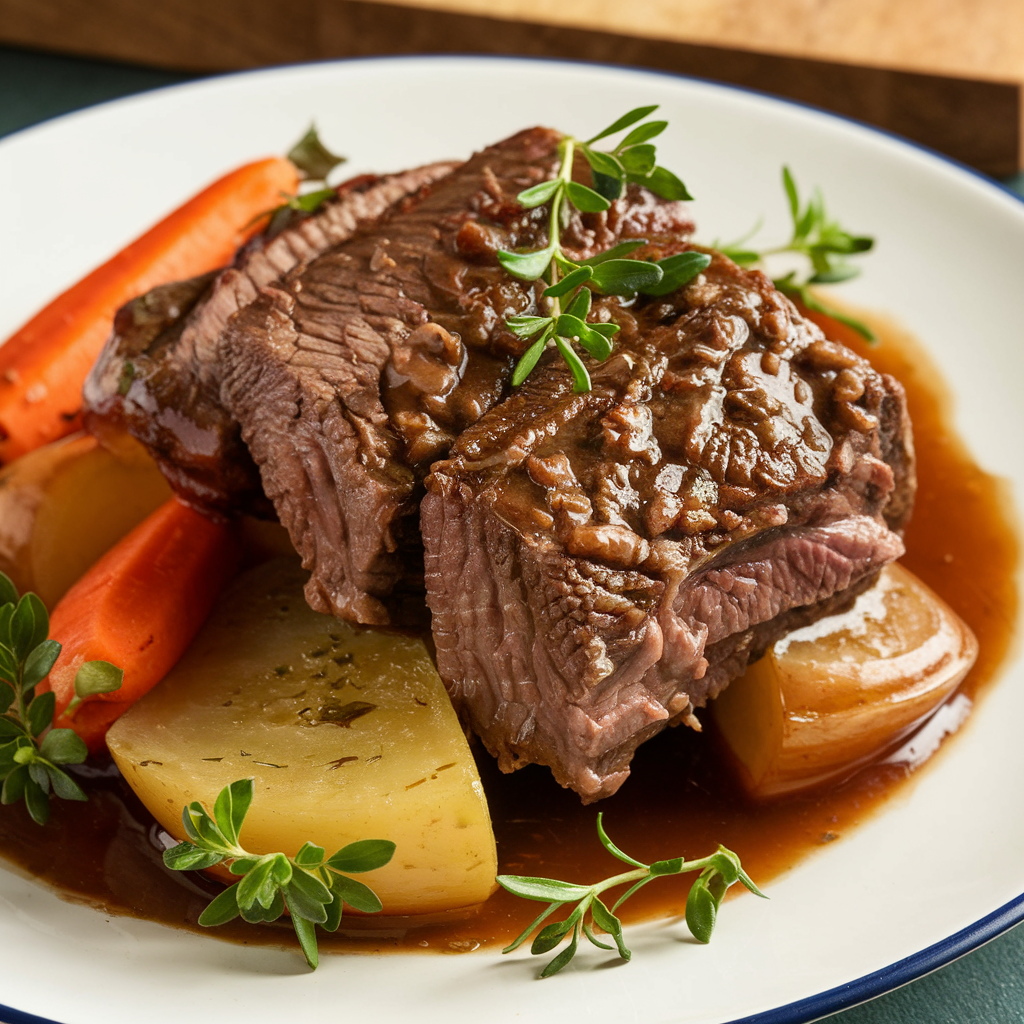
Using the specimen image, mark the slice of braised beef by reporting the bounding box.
[421,250,915,801]
[218,127,695,624]
[82,163,458,515]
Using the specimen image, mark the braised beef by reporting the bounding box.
[421,250,915,801]
[82,164,458,515]
[218,128,694,624]
[78,127,917,803]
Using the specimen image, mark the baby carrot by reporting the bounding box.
[43,497,241,752]
[0,156,299,463]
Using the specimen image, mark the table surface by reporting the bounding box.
[1,41,1022,1024]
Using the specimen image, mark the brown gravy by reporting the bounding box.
[0,309,1017,959]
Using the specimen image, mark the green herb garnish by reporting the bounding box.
[64,658,124,716]
[261,187,339,237]
[163,778,395,970]
[719,166,876,340]
[498,814,764,977]
[287,124,347,182]
[499,106,710,392]
[248,125,348,236]
[0,572,123,825]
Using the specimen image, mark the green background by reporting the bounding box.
[1,41,1022,1024]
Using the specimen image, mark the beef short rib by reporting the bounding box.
[421,251,914,801]
[218,128,694,624]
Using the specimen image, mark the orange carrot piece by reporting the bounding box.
[0,156,299,463]
[43,497,241,752]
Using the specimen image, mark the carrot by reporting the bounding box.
[0,156,300,463]
[42,497,241,752]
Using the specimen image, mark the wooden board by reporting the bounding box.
[1,0,1021,175]
[379,0,1024,83]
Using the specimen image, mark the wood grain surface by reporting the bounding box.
[366,0,1024,82]
[1,0,1020,174]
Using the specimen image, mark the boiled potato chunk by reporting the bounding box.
[106,559,497,915]
[712,563,978,799]
[0,432,171,607]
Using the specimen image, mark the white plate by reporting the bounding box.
[0,56,1022,1024]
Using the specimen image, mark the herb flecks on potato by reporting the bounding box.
[106,558,498,916]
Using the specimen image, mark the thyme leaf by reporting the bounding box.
[287,124,347,182]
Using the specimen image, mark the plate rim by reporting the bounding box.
[3,50,1023,218]
[724,893,1024,1023]
[1,50,1022,1024]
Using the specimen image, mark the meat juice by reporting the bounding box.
[0,309,1015,957]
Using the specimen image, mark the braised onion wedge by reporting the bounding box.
[712,563,978,799]
[0,432,171,607]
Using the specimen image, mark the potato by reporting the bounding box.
[106,559,497,916]
[0,432,172,607]
[711,563,978,799]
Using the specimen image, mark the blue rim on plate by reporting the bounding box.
[725,893,1024,1023]
[1,52,1022,1024]
[0,1002,62,1024]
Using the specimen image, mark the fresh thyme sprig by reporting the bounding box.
[0,572,123,825]
[498,814,764,977]
[163,778,395,970]
[718,166,876,340]
[499,106,711,393]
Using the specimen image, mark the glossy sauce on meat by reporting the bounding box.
[0,309,1015,958]
[423,253,913,801]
